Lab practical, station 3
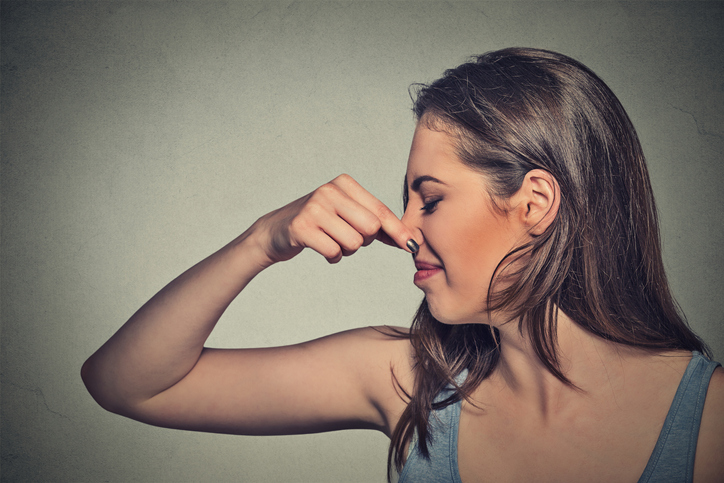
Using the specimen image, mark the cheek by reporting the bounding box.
[453,212,513,280]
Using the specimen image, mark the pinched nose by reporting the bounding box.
[400,208,424,250]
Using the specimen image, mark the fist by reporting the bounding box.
[256,174,418,265]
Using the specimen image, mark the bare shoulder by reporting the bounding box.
[301,325,415,436]
[351,326,416,432]
[314,325,415,391]
[694,365,724,483]
[314,325,413,376]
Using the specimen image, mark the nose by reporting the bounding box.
[401,205,424,249]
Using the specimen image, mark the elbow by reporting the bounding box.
[81,356,108,411]
[80,355,126,415]
[80,357,92,390]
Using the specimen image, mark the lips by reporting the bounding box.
[414,261,442,271]
[414,260,443,284]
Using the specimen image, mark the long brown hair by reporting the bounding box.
[388,47,709,477]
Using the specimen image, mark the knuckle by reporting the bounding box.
[326,248,343,263]
[303,199,325,218]
[350,233,364,250]
[373,203,394,221]
[288,215,307,233]
[314,183,338,198]
[364,217,382,236]
[392,225,409,241]
[333,173,354,185]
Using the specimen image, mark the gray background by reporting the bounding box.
[2,1,722,482]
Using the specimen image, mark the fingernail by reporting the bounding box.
[406,239,419,253]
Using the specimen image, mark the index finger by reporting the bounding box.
[330,174,419,253]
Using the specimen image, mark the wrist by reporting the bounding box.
[228,221,278,272]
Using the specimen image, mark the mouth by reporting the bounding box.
[414,261,443,285]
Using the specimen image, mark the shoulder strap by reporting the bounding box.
[397,372,467,483]
[638,352,721,483]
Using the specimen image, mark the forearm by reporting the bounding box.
[81,225,270,413]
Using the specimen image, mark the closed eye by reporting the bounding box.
[421,199,440,213]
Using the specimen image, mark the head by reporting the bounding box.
[388,47,708,477]
[404,47,707,351]
[402,118,560,326]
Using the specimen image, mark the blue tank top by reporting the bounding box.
[398,352,720,483]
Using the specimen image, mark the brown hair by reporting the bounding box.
[389,47,709,477]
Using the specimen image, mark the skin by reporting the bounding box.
[82,126,724,481]
[402,124,553,324]
[81,173,417,436]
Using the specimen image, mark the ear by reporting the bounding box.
[512,169,560,236]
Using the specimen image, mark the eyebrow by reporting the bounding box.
[410,175,446,192]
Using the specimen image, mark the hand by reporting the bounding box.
[255,174,418,265]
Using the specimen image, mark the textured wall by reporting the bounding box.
[2,1,722,482]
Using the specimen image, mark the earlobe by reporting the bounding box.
[519,169,560,235]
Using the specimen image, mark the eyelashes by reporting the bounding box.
[421,199,441,213]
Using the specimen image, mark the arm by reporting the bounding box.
[81,174,417,436]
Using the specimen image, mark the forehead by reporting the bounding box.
[406,126,469,184]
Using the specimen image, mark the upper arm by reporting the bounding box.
[118,326,415,437]
[694,366,724,483]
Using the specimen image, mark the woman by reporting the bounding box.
[81,48,723,482]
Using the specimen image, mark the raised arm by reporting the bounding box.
[81,174,417,436]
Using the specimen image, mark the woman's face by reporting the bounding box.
[402,125,526,325]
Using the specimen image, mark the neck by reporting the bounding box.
[488,310,627,417]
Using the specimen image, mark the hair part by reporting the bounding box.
[389,47,709,479]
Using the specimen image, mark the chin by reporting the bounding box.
[426,298,482,325]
